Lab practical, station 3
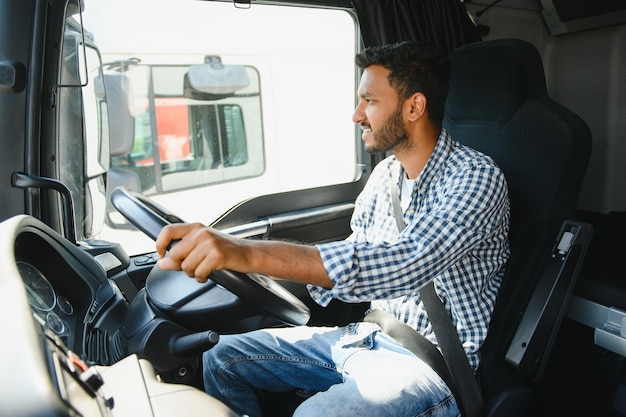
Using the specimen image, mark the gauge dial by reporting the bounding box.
[17,261,56,312]
[57,295,74,315]
[46,312,66,334]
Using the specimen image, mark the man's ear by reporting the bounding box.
[406,92,427,121]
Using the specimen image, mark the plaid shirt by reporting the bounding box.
[309,129,510,370]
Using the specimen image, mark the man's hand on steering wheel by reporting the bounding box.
[156,223,249,284]
[156,220,334,290]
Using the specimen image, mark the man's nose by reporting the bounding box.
[352,102,365,124]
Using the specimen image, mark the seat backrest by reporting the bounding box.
[443,38,592,416]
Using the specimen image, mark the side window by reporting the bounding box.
[82,0,357,254]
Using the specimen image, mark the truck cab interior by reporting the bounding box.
[1,0,626,416]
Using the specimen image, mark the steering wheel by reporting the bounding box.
[110,186,310,327]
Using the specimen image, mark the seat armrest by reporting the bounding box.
[505,220,593,380]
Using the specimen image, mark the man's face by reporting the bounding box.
[352,65,408,154]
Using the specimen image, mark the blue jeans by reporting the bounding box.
[202,322,459,417]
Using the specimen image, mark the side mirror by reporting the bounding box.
[183,56,249,100]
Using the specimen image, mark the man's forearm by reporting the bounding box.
[241,239,334,289]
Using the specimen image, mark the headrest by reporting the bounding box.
[444,38,548,124]
[103,72,135,157]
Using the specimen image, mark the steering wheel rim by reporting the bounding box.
[110,187,185,240]
[110,186,310,326]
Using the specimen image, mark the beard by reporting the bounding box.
[364,106,410,154]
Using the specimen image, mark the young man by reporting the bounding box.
[156,41,510,417]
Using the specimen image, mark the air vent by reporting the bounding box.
[83,326,126,365]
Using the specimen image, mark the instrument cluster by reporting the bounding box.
[17,261,76,345]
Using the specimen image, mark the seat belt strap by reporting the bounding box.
[388,167,484,417]
[363,309,464,405]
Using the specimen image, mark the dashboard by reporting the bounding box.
[0,215,239,417]
[0,215,118,415]
[11,216,129,366]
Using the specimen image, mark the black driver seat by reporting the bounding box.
[442,38,593,416]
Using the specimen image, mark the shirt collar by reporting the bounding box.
[392,128,453,194]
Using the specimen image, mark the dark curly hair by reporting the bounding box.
[355,41,450,125]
